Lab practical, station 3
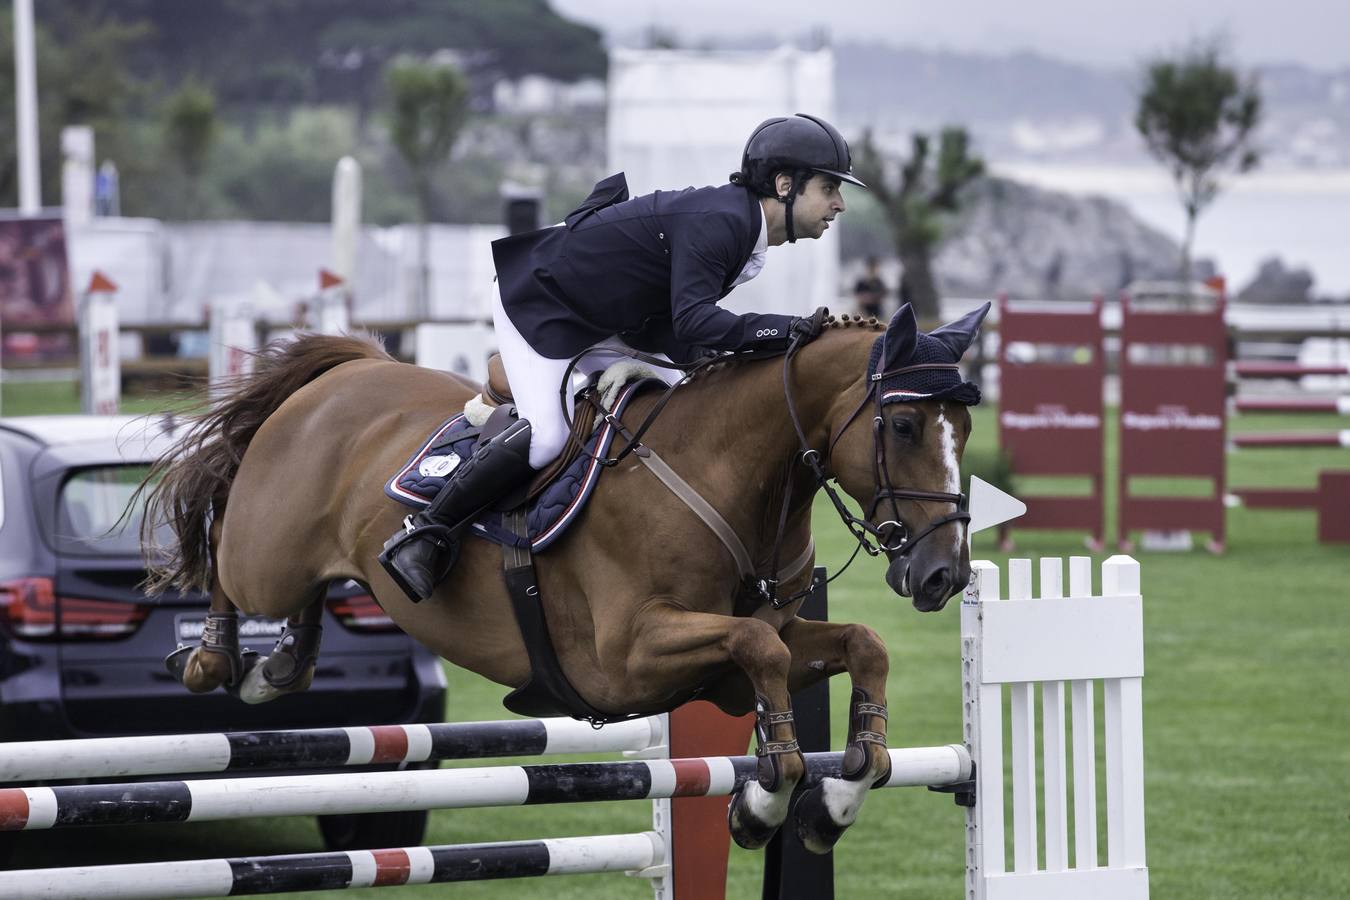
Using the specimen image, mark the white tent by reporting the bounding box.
[608,46,842,317]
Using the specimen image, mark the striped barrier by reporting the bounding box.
[0,715,666,783]
[0,746,972,831]
[1232,396,1350,414]
[1231,429,1350,448]
[0,556,1151,900]
[1233,361,1349,378]
[0,833,666,899]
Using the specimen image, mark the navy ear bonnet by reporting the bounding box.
[867,302,991,406]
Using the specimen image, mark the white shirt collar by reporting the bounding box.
[731,202,769,288]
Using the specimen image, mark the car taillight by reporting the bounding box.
[0,577,150,640]
[325,592,399,633]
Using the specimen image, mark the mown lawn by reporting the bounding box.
[3,380,1347,899]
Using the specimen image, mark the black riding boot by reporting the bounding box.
[379,417,535,602]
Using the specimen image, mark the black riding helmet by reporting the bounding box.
[730,113,866,243]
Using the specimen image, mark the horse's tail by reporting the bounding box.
[141,333,395,595]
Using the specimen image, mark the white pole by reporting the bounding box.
[61,125,95,226]
[332,156,361,286]
[14,0,42,214]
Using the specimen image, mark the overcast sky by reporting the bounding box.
[552,0,1346,70]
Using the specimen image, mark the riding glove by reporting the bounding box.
[789,306,830,343]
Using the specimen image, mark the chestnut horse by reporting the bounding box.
[143,307,979,853]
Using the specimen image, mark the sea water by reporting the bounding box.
[997,164,1350,297]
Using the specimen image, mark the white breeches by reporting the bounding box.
[491,285,682,469]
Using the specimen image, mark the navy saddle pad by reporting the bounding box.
[384,379,660,552]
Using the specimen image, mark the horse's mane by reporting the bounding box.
[684,313,884,387]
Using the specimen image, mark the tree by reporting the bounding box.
[0,8,149,208]
[162,81,218,218]
[1135,39,1261,280]
[384,56,468,318]
[854,127,984,321]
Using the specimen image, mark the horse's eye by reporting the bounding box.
[891,416,917,440]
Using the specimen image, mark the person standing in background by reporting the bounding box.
[853,256,886,318]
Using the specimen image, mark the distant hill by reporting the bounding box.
[835,42,1350,168]
[43,0,607,112]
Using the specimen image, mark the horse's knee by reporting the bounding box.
[841,623,889,676]
[727,618,792,684]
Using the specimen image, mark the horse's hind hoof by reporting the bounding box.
[792,780,861,855]
[727,783,788,850]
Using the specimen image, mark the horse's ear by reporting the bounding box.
[882,303,919,369]
[928,301,992,359]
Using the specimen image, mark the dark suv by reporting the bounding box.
[0,415,446,849]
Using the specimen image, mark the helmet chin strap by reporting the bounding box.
[778,170,812,244]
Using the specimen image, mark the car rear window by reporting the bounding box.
[58,466,164,556]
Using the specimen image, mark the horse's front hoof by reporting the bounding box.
[727,783,788,850]
[793,779,864,855]
[166,645,253,694]
[232,653,301,705]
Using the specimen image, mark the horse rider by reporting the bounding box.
[379,113,867,603]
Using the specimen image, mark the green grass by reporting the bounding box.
[3,381,1347,899]
[0,379,193,417]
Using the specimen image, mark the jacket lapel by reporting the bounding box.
[719,186,760,296]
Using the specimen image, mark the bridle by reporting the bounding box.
[769,329,970,606]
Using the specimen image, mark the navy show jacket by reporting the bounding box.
[491,173,796,362]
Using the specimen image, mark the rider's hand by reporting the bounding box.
[789,306,830,343]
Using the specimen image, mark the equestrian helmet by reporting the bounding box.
[732,113,867,196]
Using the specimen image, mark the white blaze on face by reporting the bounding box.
[936,405,962,555]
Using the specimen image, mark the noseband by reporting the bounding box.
[780,332,970,585]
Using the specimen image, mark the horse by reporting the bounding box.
[142,303,984,854]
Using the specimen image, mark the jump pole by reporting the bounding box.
[1230,430,1350,448]
[0,747,972,832]
[1233,361,1349,378]
[0,833,668,899]
[0,716,667,783]
[1232,396,1350,414]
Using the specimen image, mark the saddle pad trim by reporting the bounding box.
[384,414,467,506]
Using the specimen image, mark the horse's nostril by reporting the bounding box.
[923,566,953,598]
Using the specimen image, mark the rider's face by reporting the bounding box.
[790,174,846,240]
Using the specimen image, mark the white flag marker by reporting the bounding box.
[968,475,1027,535]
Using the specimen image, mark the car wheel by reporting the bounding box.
[317,809,429,851]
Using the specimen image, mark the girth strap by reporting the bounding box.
[500,509,638,725]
